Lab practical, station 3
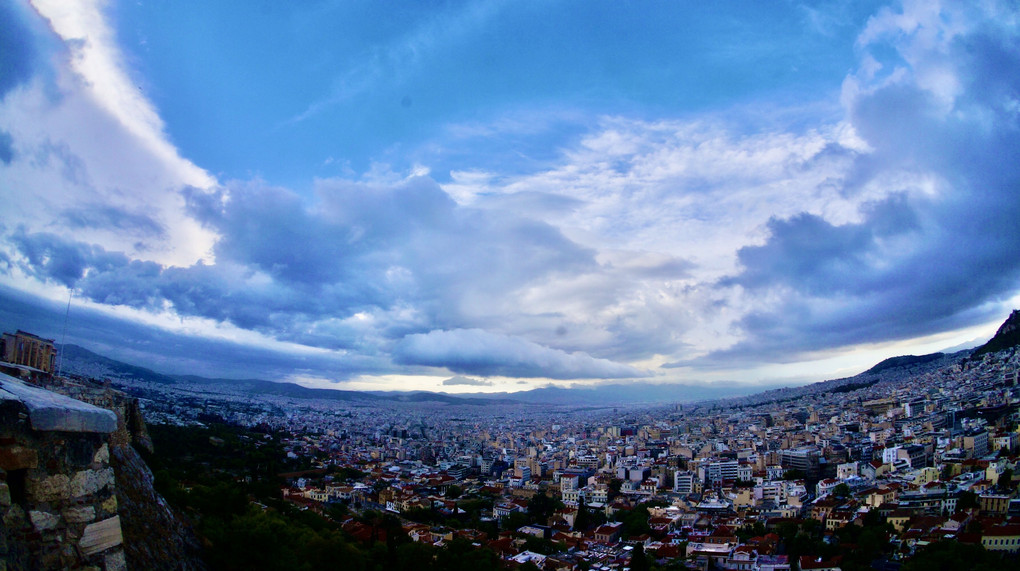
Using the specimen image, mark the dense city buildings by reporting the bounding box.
[5,328,1020,569]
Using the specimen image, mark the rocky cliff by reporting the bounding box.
[0,373,204,570]
[973,309,1020,357]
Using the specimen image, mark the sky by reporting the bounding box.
[1,0,1018,395]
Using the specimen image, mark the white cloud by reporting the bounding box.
[0,0,216,271]
[30,0,212,188]
[441,375,492,386]
[2,0,1018,389]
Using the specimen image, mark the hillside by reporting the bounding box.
[55,308,1020,407]
[972,309,1020,357]
[864,352,945,374]
[60,344,517,406]
[59,344,179,384]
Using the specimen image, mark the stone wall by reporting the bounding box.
[31,377,152,454]
[0,372,124,570]
[0,373,205,570]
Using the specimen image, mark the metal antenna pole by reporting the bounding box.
[56,289,72,378]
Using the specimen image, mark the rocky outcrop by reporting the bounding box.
[0,372,204,570]
[111,443,204,570]
[973,309,1020,357]
[0,373,125,570]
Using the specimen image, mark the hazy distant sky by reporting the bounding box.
[1,0,1018,393]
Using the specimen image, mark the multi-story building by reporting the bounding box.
[674,471,696,495]
[981,525,1020,553]
[706,461,740,486]
[781,447,820,480]
[963,430,990,458]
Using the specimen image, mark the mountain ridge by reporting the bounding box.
[972,309,1020,357]
[54,308,1020,406]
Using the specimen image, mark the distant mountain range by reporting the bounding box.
[56,309,1020,406]
[59,344,515,406]
[56,344,791,406]
[433,382,790,406]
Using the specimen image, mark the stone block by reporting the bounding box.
[63,505,96,523]
[3,504,25,527]
[78,515,122,556]
[0,481,9,506]
[100,495,118,515]
[29,509,59,531]
[0,376,117,433]
[104,549,126,571]
[28,474,70,502]
[93,443,109,465]
[0,445,38,471]
[70,468,114,498]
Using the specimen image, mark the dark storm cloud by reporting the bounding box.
[10,228,131,288]
[186,176,597,331]
[0,285,374,380]
[3,175,635,379]
[393,328,650,380]
[710,16,1020,363]
[726,194,917,296]
[185,182,362,286]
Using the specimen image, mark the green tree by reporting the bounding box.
[573,504,606,532]
[608,479,623,497]
[336,467,367,481]
[958,490,980,511]
[736,521,767,543]
[325,500,349,522]
[503,511,531,532]
[619,502,665,538]
[997,467,1014,491]
[394,542,436,571]
[630,543,651,571]
[433,538,501,571]
[901,540,1001,571]
[832,483,851,498]
[527,492,562,523]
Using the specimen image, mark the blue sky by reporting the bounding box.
[1,0,1018,394]
[111,1,874,187]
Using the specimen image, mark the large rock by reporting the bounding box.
[0,374,117,433]
[70,467,115,498]
[111,444,205,570]
[78,515,123,556]
[28,474,70,503]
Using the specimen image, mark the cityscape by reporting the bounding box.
[2,313,1019,569]
[3,0,1020,569]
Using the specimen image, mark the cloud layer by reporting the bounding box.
[394,329,649,380]
[1,0,1018,388]
[714,0,1020,363]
